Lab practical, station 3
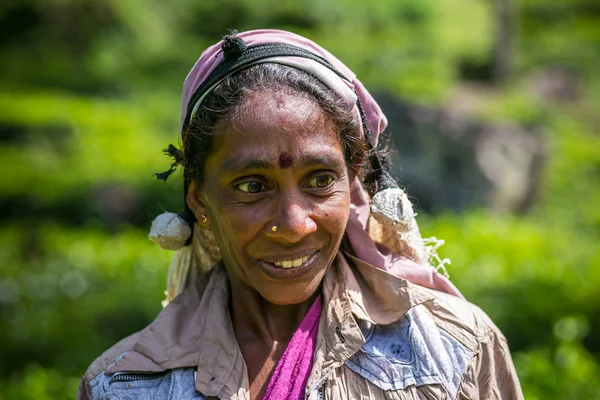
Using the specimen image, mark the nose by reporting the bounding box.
[267,192,317,243]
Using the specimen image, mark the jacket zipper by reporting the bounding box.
[318,385,324,400]
[109,371,169,384]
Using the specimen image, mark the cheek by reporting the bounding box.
[207,197,275,250]
[211,201,267,238]
[201,192,258,248]
[316,192,351,234]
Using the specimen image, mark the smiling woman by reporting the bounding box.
[188,85,352,307]
[78,30,524,400]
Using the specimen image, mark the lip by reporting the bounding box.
[260,250,319,264]
[256,250,321,280]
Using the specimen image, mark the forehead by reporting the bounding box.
[236,90,322,131]
[208,91,345,169]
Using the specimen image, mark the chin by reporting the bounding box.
[259,278,323,306]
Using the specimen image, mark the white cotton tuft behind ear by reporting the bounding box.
[149,212,192,250]
[370,187,416,231]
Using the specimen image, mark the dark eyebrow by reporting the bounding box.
[221,155,275,175]
[298,153,344,169]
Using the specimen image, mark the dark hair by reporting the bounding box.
[182,63,369,193]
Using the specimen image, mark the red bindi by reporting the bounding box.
[279,152,293,169]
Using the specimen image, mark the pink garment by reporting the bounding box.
[179,30,386,139]
[180,29,463,299]
[263,295,322,400]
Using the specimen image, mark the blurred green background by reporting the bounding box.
[1,0,599,399]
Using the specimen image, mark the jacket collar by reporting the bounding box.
[107,251,434,398]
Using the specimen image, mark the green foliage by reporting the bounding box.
[519,0,600,79]
[1,0,599,399]
[0,91,179,198]
[0,224,171,376]
[0,364,80,400]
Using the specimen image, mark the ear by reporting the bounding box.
[186,180,209,225]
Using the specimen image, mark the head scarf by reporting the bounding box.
[149,29,462,305]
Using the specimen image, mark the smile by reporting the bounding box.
[257,251,321,279]
[274,256,309,268]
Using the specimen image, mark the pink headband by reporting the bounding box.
[180,29,387,146]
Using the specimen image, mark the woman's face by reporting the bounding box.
[189,90,351,305]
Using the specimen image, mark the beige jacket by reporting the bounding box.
[78,251,524,399]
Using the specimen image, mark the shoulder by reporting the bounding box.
[347,286,522,399]
[421,289,524,398]
[78,267,219,400]
[84,331,145,382]
[78,331,145,400]
[420,286,502,349]
[342,249,501,348]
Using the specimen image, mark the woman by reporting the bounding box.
[78,29,523,400]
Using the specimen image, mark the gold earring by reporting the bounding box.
[271,225,278,232]
[200,215,208,225]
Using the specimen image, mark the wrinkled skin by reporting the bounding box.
[186,90,352,399]
[188,90,351,306]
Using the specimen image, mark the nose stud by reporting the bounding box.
[271,225,278,232]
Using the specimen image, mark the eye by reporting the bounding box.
[236,181,267,194]
[305,174,334,189]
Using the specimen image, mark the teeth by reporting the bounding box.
[273,255,310,269]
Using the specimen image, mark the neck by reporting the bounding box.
[229,279,320,344]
